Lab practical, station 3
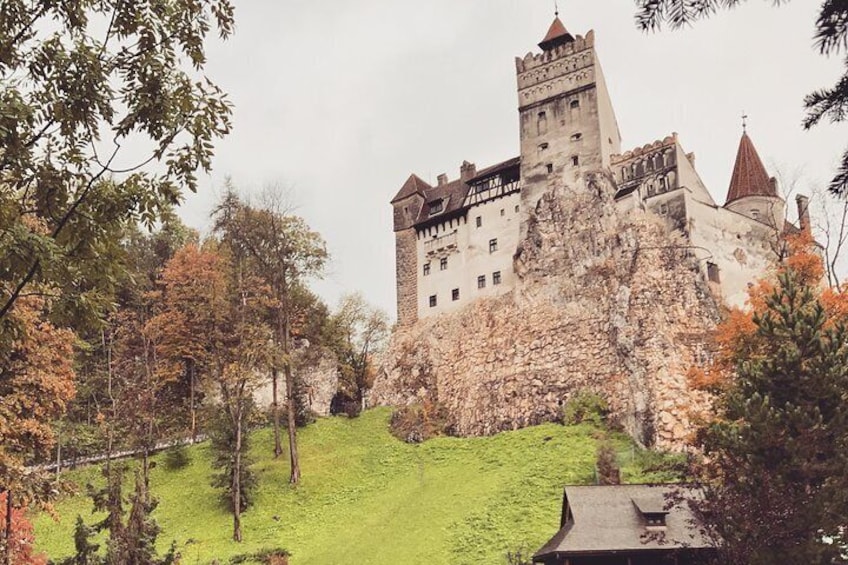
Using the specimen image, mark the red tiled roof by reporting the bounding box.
[539,16,574,50]
[391,173,431,203]
[725,132,776,204]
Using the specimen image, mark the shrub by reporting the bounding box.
[162,446,191,471]
[596,441,621,485]
[561,390,609,427]
[389,401,450,443]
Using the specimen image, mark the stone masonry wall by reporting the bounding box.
[373,172,720,449]
[395,227,418,327]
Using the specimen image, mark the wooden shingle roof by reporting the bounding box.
[534,485,713,561]
[725,132,776,204]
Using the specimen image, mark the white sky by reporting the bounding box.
[177,0,846,319]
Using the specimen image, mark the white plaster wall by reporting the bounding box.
[416,192,522,319]
[674,143,715,205]
[685,195,778,308]
[725,195,786,233]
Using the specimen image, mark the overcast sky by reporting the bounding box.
[177,0,846,320]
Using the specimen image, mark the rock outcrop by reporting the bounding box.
[372,173,720,449]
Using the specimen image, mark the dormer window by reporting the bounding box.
[428,199,444,215]
[632,496,669,531]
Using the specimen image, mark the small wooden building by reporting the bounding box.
[533,485,715,565]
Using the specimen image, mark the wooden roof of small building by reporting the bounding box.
[534,485,713,562]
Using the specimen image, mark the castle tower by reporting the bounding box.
[391,174,429,326]
[724,130,785,230]
[515,15,622,217]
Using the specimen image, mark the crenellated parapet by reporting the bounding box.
[514,30,595,73]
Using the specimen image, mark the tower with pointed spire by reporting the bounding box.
[515,13,622,221]
[723,130,784,229]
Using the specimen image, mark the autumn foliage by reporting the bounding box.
[0,297,76,493]
[0,492,46,565]
[692,231,837,393]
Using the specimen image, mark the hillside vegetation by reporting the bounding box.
[34,408,680,564]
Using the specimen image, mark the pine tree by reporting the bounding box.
[698,271,848,564]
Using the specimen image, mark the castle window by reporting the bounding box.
[423,263,431,276]
[539,142,549,151]
[621,166,627,180]
[654,154,663,170]
[707,262,721,283]
[440,257,448,271]
[546,163,554,174]
[751,209,760,220]
[515,205,520,213]
[428,199,444,215]
[476,216,482,228]
[489,238,498,253]
[570,99,580,109]
[537,111,548,135]
[452,288,460,301]
[659,177,668,192]
[493,271,502,285]
[429,295,437,307]
[500,209,505,216]
[570,133,582,141]
[477,275,486,289]
[660,203,668,215]
[572,155,579,166]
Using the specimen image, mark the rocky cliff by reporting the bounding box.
[372,173,721,449]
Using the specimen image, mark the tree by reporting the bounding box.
[634,0,848,195]
[327,293,389,416]
[0,295,76,552]
[0,492,46,565]
[78,465,177,565]
[212,187,327,484]
[0,0,234,333]
[689,236,848,563]
[152,242,270,542]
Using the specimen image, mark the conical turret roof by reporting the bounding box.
[539,15,575,51]
[725,132,776,204]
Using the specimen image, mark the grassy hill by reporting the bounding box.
[34,408,680,564]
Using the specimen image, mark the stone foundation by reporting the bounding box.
[373,173,720,449]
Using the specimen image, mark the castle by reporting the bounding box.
[375,15,812,448]
[391,15,810,326]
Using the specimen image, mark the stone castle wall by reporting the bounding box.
[372,173,720,449]
[395,227,419,326]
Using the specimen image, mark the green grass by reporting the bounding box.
[34,408,680,565]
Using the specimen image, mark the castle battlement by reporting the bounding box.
[514,30,595,73]
[611,134,678,164]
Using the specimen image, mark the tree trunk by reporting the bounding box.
[190,360,197,443]
[232,405,243,542]
[272,368,282,457]
[284,313,300,484]
[4,490,12,565]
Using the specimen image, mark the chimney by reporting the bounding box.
[460,160,477,181]
[796,194,811,234]
[437,173,448,186]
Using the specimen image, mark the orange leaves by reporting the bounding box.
[783,231,825,286]
[0,297,76,489]
[691,230,837,395]
[0,492,47,565]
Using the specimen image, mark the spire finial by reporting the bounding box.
[554,0,559,17]
[742,111,748,133]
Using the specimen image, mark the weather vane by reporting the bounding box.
[742,111,748,133]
